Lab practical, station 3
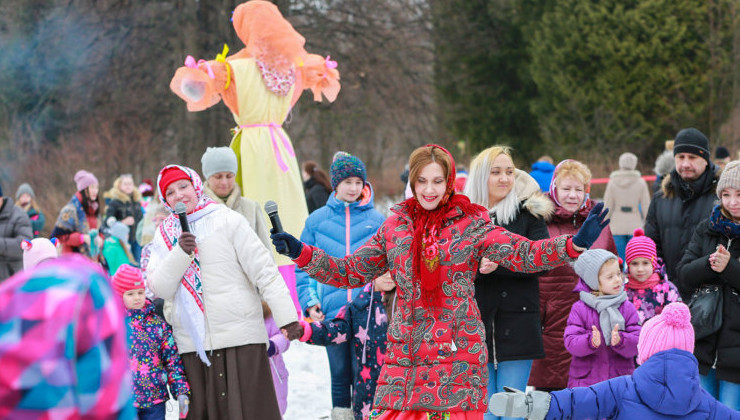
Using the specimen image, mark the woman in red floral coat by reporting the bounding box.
[272,145,609,420]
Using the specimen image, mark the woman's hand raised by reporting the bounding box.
[572,202,610,250]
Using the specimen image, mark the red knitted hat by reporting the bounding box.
[625,228,658,268]
[158,167,191,197]
[111,264,145,296]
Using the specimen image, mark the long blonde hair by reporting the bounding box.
[465,146,513,207]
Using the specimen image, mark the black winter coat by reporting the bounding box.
[106,194,143,244]
[645,167,718,297]
[474,202,549,363]
[304,178,330,214]
[677,218,740,384]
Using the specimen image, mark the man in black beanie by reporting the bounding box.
[645,128,719,299]
[715,146,731,170]
[0,180,32,282]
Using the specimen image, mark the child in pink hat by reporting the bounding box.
[21,238,59,269]
[489,302,740,419]
[624,228,681,324]
[113,264,191,419]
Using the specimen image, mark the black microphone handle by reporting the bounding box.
[178,212,190,233]
[269,213,283,234]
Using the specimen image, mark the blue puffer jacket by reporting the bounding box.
[296,184,385,318]
[546,349,740,419]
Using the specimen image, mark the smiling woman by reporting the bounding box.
[529,159,617,392]
[464,145,553,420]
[146,164,300,419]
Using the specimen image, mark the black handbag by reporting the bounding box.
[688,284,723,340]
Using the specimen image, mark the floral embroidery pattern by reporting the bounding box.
[257,59,295,96]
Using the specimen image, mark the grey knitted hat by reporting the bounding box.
[618,153,638,170]
[574,249,620,291]
[15,183,34,200]
[109,221,130,243]
[717,160,740,198]
[201,147,238,179]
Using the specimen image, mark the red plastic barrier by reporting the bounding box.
[591,175,656,185]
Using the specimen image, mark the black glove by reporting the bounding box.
[270,228,303,259]
[267,340,277,357]
[572,202,610,249]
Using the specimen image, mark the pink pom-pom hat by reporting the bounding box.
[637,302,695,365]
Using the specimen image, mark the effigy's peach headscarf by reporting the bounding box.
[170,0,340,114]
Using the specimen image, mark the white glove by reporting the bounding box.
[489,386,551,420]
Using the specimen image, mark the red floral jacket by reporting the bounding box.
[295,200,579,413]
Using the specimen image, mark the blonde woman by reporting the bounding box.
[464,146,554,420]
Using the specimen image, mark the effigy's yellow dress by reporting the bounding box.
[169,0,340,304]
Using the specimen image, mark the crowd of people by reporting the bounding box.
[0,128,739,419]
[0,120,739,420]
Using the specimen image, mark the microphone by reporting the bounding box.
[175,202,190,233]
[264,200,283,234]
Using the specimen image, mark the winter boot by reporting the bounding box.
[330,407,353,420]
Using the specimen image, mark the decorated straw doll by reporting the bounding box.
[169,0,341,309]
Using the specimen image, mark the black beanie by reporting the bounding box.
[716,146,730,160]
[673,128,710,162]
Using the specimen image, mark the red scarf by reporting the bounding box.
[406,145,484,309]
[625,272,661,290]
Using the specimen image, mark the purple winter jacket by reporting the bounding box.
[564,280,641,387]
[265,316,290,415]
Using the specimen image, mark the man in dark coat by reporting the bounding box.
[645,128,719,299]
[0,182,33,281]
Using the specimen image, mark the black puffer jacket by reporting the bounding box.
[676,217,740,384]
[104,182,143,244]
[474,172,552,364]
[0,198,32,281]
[304,177,330,214]
[645,167,718,297]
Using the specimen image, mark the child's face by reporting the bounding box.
[598,259,623,295]
[123,288,146,310]
[628,257,653,282]
[374,272,396,292]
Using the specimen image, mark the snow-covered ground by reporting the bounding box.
[165,340,332,419]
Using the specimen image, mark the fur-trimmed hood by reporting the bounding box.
[660,166,719,200]
[515,169,554,220]
[104,177,142,203]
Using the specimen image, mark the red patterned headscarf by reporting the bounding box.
[406,145,483,309]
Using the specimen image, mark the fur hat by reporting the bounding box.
[21,238,59,269]
[637,302,695,365]
[573,249,620,291]
[717,160,740,198]
[201,147,238,179]
[15,183,34,200]
[625,228,658,269]
[618,153,638,170]
[330,152,367,190]
[111,264,145,296]
[74,170,98,192]
[673,128,710,162]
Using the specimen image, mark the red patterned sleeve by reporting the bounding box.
[480,224,578,273]
[294,223,389,289]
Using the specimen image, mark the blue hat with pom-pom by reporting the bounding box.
[330,152,367,190]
